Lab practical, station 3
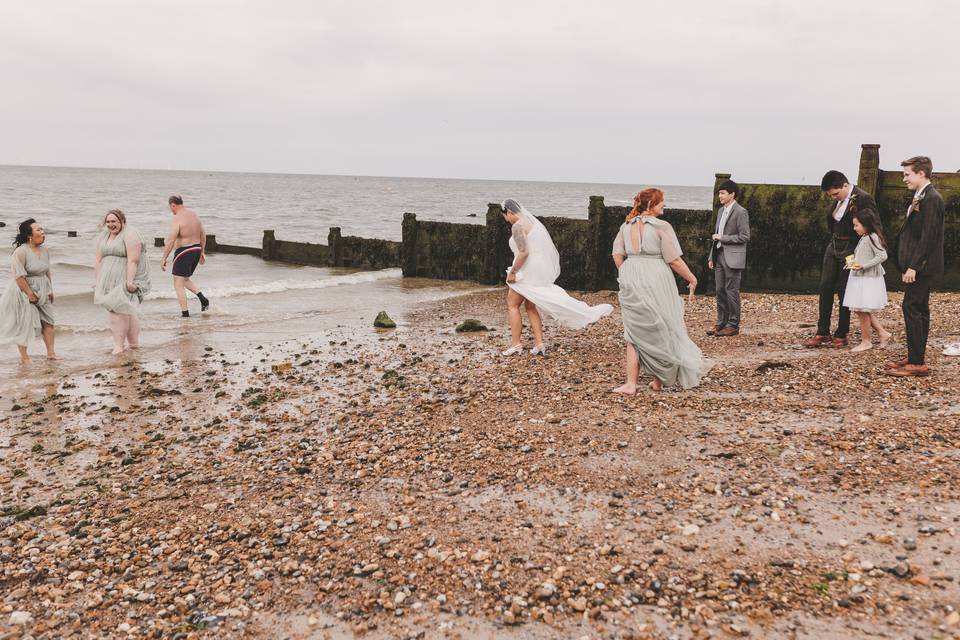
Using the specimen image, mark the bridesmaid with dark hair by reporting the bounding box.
[0,219,58,363]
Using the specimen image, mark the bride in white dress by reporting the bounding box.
[501,198,612,355]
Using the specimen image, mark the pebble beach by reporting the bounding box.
[1,289,959,639]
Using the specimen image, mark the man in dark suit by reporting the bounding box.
[887,155,945,377]
[803,171,880,348]
[707,179,750,337]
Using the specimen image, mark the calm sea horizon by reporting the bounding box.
[0,164,713,382]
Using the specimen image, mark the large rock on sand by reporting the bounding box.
[374,311,396,329]
[455,319,487,332]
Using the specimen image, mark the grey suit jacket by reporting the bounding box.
[708,201,750,269]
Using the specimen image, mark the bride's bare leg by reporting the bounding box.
[524,300,545,347]
[613,344,639,395]
[506,289,524,347]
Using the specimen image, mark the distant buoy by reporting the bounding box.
[67,231,78,237]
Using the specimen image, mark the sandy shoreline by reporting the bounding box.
[1,288,959,639]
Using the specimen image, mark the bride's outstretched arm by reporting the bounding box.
[510,224,530,274]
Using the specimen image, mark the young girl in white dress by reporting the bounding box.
[843,209,892,352]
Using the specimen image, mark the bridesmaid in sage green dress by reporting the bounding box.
[611,188,711,393]
[0,219,58,363]
[94,209,151,354]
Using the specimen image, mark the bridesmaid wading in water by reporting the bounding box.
[501,198,612,355]
[0,219,59,363]
[94,209,152,354]
[612,189,711,392]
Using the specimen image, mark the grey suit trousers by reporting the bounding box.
[715,249,743,329]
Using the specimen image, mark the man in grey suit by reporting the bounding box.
[707,179,750,336]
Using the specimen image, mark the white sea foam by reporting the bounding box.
[141,268,402,300]
[53,261,95,270]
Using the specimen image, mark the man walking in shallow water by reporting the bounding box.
[159,195,210,317]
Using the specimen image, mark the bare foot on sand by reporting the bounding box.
[878,332,893,349]
[649,379,663,392]
[111,347,125,355]
[46,353,61,361]
[612,383,637,395]
[851,342,873,353]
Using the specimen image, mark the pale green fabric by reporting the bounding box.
[94,228,151,315]
[615,217,712,389]
[0,245,54,347]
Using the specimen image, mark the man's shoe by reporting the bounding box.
[830,337,849,348]
[706,325,723,336]
[884,359,909,370]
[803,335,832,348]
[887,364,931,377]
[717,327,739,337]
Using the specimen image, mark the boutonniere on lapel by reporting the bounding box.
[908,190,926,215]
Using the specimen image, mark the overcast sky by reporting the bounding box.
[1,0,957,185]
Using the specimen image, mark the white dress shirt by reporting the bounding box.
[833,187,854,221]
[716,204,733,249]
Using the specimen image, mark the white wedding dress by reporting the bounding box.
[507,203,612,329]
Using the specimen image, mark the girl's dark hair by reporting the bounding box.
[852,209,887,249]
[14,218,37,247]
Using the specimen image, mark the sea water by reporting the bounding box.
[0,165,712,384]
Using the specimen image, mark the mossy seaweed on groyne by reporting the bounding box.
[162,144,957,293]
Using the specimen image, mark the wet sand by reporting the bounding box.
[1,289,959,639]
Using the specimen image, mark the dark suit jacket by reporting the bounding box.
[827,186,879,256]
[896,184,945,276]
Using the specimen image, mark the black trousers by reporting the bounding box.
[903,275,934,365]
[817,242,852,338]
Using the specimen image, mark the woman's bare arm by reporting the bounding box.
[669,257,698,297]
[125,235,141,289]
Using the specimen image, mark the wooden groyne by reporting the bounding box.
[150,144,958,292]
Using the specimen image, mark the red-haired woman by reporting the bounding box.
[611,189,711,392]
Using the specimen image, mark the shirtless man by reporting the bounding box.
[159,195,210,317]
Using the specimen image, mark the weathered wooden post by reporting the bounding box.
[585,195,605,290]
[857,144,881,196]
[262,230,277,260]
[482,203,507,284]
[328,227,342,267]
[401,213,418,277]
